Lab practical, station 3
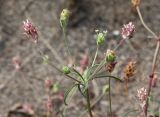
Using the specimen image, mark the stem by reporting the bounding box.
[136,6,160,116]
[92,46,99,67]
[63,28,72,60]
[108,78,112,117]
[86,89,93,117]
[136,7,157,38]
[114,39,125,51]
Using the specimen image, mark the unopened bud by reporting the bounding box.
[60,9,70,29]
[62,66,70,74]
[96,31,107,45]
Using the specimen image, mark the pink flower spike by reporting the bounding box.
[23,19,38,43]
[12,56,21,70]
[137,87,147,108]
[121,22,135,39]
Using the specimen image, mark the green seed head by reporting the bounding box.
[106,49,116,62]
[60,9,70,29]
[62,66,70,74]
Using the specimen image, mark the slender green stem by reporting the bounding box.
[92,46,99,67]
[63,28,72,59]
[86,88,93,117]
[108,77,112,117]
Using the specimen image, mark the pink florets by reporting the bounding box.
[137,87,147,108]
[23,19,38,43]
[121,22,135,39]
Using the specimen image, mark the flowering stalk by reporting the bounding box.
[86,88,93,117]
[136,5,160,116]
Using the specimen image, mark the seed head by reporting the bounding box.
[106,49,116,62]
[23,19,38,43]
[124,61,136,79]
[121,22,135,39]
[132,0,141,7]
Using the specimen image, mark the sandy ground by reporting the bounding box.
[0,0,160,117]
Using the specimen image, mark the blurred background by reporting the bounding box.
[0,0,160,117]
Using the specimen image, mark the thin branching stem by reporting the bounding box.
[136,7,157,38]
[63,28,72,60]
[136,6,160,116]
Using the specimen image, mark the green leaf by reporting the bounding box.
[64,84,79,105]
[71,68,84,82]
[93,75,122,82]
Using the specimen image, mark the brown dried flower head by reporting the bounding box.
[124,61,136,79]
[106,62,117,73]
[132,0,141,7]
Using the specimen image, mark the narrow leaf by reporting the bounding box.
[64,84,79,105]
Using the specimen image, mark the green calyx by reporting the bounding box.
[106,50,116,62]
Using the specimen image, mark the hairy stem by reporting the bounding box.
[86,88,93,117]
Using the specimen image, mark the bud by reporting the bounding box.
[60,9,70,29]
[132,0,141,7]
[96,31,107,45]
[106,49,116,62]
[102,85,109,94]
[23,19,38,43]
[62,66,70,74]
[121,22,135,39]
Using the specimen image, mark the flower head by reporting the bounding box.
[106,49,116,62]
[124,61,136,79]
[23,19,38,43]
[137,87,147,108]
[60,9,70,29]
[121,22,135,39]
